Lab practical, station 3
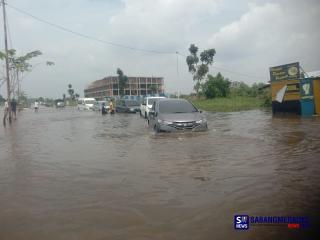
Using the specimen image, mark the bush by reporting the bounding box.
[202,73,230,99]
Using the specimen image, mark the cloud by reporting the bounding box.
[0,0,319,97]
[208,1,320,83]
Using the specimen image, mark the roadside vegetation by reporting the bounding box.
[185,44,271,112]
[189,96,266,112]
[64,84,80,106]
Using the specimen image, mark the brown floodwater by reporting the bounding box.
[0,107,319,239]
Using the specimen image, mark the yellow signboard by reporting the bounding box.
[271,80,300,101]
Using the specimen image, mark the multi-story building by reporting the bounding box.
[84,76,164,99]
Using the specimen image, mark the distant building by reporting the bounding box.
[84,76,164,99]
[230,81,241,88]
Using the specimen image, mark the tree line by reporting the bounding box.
[186,44,270,106]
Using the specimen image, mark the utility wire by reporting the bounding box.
[6,3,176,55]
[6,2,266,81]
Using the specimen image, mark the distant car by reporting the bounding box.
[77,98,95,110]
[116,99,140,113]
[92,101,110,112]
[45,102,53,107]
[56,101,65,108]
[148,98,207,132]
[140,96,166,119]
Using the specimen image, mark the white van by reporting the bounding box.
[77,98,96,110]
[140,96,166,119]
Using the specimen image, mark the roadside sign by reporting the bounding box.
[269,62,300,82]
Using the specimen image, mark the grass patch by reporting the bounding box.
[189,96,266,112]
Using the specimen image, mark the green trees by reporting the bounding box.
[202,73,231,99]
[0,49,42,72]
[0,49,53,107]
[68,84,75,99]
[230,82,267,97]
[186,44,216,95]
[149,84,158,94]
[117,68,128,96]
[0,49,42,98]
[66,84,80,105]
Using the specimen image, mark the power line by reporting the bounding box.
[6,3,177,55]
[6,2,266,81]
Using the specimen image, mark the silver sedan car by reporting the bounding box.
[148,98,207,132]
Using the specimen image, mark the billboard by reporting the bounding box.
[269,62,300,82]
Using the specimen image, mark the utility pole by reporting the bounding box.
[2,0,11,124]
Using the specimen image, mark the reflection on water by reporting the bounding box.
[0,108,319,239]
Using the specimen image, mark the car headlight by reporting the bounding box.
[196,119,207,124]
[158,119,172,125]
[130,108,134,111]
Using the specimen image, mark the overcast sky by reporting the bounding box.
[0,0,319,98]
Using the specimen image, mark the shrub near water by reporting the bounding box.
[190,96,265,112]
[186,72,271,112]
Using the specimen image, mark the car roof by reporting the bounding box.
[146,97,165,99]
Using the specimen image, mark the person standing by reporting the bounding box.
[34,100,39,112]
[3,100,9,125]
[4,100,8,112]
[101,102,107,115]
[109,99,114,114]
[11,99,17,119]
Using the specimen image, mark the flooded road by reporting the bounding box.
[1,108,319,239]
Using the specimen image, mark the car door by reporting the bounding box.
[149,101,157,126]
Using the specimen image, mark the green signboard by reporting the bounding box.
[269,62,300,82]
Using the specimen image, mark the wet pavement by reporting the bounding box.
[0,107,319,239]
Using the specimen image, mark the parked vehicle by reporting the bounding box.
[116,99,140,113]
[140,96,166,119]
[77,98,96,110]
[148,98,207,132]
[55,99,65,108]
[92,101,110,112]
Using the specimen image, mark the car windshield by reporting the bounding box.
[159,100,198,113]
[125,100,139,107]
